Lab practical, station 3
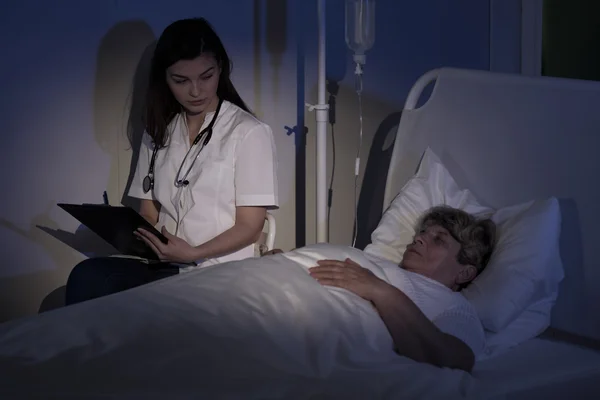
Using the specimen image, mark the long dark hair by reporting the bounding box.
[144,18,251,147]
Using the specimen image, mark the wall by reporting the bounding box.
[489,0,522,73]
[0,0,500,322]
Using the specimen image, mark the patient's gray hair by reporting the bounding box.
[416,205,497,274]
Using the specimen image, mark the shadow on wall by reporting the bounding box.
[253,0,289,116]
[91,20,156,211]
[121,40,156,211]
[265,0,288,110]
[253,0,263,116]
[354,110,403,250]
[35,21,157,315]
[255,0,300,250]
[552,198,587,335]
[0,207,87,322]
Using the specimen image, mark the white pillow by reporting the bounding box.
[478,295,558,360]
[364,148,564,345]
[462,199,563,332]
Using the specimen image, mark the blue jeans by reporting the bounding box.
[65,257,179,305]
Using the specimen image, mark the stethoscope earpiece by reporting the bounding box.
[143,99,223,194]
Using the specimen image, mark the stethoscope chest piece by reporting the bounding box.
[143,174,154,193]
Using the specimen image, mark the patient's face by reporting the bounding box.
[401,225,473,289]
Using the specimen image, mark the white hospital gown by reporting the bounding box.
[380,264,486,357]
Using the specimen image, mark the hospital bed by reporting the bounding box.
[373,67,600,399]
[0,68,599,399]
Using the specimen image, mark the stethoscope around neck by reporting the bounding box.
[142,98,223,193]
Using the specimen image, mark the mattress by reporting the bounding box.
[472,337,600,399]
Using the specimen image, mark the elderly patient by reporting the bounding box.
[267,205,496,373]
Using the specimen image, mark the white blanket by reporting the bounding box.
[0,244,491,399]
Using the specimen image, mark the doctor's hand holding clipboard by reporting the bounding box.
[134,226,200,265]
[64,17,279,306]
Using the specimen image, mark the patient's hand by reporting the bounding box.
[309,258,389,302]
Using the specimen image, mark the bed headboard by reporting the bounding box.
[384,67,600,340]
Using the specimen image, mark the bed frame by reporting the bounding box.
[383,67,600,341]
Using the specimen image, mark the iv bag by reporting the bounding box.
[345,0,375,55]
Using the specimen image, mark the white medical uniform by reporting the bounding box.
[128,100,279,268]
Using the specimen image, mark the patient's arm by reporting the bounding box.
[309,258,475,372]
[370,285,475,372]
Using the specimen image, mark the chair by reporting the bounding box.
[254,212,276,257]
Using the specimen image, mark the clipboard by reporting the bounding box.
[57,203,169,261]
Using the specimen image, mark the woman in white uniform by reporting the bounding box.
[65,18,279,305]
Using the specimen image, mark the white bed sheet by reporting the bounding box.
[0,245,598,399]
[0,245,478,400]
